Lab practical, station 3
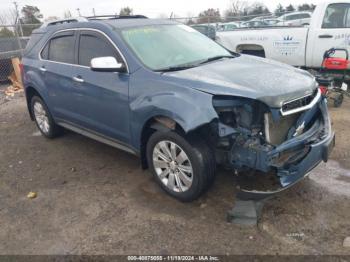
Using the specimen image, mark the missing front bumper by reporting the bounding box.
[232,98,335,200]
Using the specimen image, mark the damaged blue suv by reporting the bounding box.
[22,16,335,202]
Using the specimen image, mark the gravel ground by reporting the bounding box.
[0,92,350,255]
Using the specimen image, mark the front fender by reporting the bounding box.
[129,73,218,150]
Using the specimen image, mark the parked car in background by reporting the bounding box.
[240,20,267,28]
[251,15,277,21]
[263,19,280,26]
[277,11,312,26]
[218,22,240,31]
[190,24,216,40]
[22,16,334,202]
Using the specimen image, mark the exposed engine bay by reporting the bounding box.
[209,88,334,199]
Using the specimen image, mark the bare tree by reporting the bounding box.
[227,0,249,17]
[197,8,221,24]
[63,10,73,19]
[0,9,17,25]
[119,7,133,16]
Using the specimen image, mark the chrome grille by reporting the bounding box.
[281,89,320,116]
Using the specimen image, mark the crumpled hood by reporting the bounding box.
[166,55,317,108]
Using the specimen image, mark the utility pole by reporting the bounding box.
[13,1,24,37]
[92,8,96,16]
[76,8,81,16]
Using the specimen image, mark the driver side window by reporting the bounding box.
[78,31,122,67]
[322,3,350,28]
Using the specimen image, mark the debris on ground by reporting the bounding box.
[286,232,305,242]
[200,203,207,209]
[2,58,24,99]
[343,237,350,247]
[4,84,23,97]
[27,192,37,199]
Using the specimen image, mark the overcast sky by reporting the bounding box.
[2,0,325,19]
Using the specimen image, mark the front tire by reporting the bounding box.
[146,131,216,202]
[31,96,63,138]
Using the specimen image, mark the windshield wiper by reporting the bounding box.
[155,55,235,72]
[155,65,196,72]
[199,55,234,65]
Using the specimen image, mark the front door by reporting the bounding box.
[72,30,131,144]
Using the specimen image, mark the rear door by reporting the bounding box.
[72,30,131,144]
[39,30,78,123]
[307,3,350,68]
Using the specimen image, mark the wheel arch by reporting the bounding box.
[25,86,43,120]
[236,44,266,58]
[139,115,187,169]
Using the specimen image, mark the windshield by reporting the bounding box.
[121,24,232,71]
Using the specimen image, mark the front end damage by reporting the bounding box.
[211,88,335,200]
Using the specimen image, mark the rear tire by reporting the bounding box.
[146,131,216,202]
[31,96,63,139]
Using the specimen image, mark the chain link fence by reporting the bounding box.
[0,23,40,83]
[171,11,312,26]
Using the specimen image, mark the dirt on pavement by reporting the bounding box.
[0,91,350,255]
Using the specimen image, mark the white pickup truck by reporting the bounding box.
[216,1,350,73]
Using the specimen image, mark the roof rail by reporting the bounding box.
[39,15,148,28]
[40,17,89,28]
[87,15,148,20]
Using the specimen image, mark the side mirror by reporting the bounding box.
[90,57,126,73]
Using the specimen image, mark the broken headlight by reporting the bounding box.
[212,96,267,132]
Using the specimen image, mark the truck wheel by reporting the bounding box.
[146,131,216,202]
[31,96,63,138]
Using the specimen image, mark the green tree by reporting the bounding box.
[297,4,311,11]
[275,4,285,16]
[286,4,296,12]
[119,7,133,16]
[0,27,14,37]
[20,5,42,36]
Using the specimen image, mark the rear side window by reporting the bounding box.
[322,3,350,28]
[78,32,121,67]
[49,35,75,63]
[41,43,49,60]
[41,32,76,64]
[24,33,44,56]
[299,13,311,19]
[286,14,299,21]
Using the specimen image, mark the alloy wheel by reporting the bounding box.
[33,101,50,134]
[152,140,193,193]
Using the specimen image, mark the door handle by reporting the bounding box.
[72,76,84,83]
[319,34,333,39]
[39,67,47,72]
